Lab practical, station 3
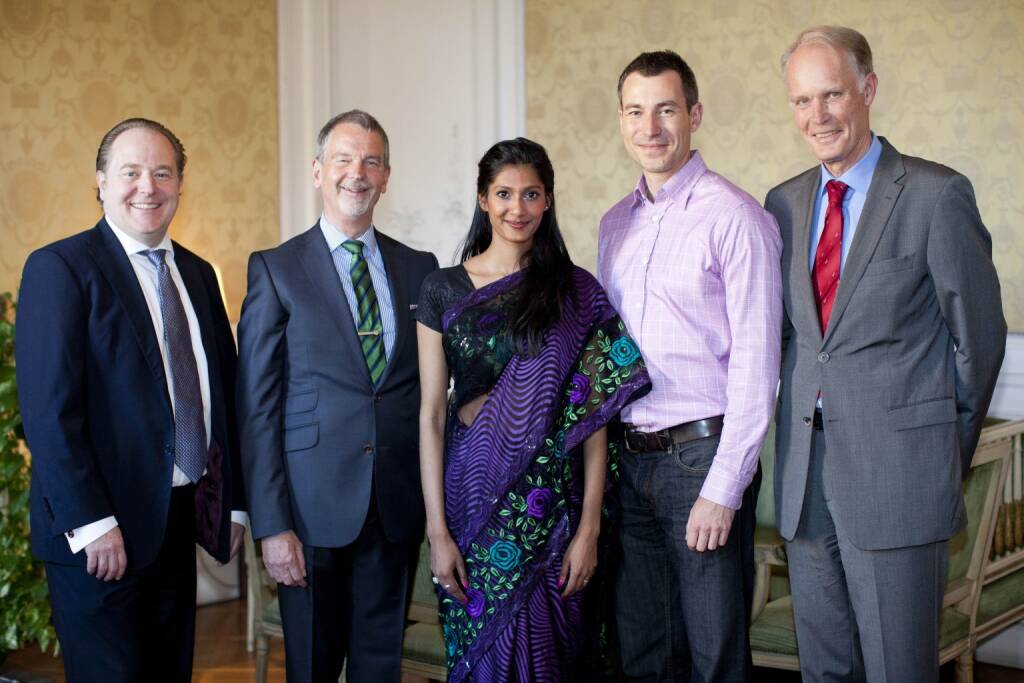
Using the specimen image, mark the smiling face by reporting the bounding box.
[786,41,877,177]
[618,70,702,195]
[478,164,549,250]
[313,122,390,235]
[96,127,181,246]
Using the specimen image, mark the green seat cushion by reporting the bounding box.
[978,568,1024,625]
[403,621,447,667]
[262,598,282,628]
[750,596,798,656]
[939,607,970,649]
[412,539,439,604]
[751,596,970,657]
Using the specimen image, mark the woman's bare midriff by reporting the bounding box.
[457,393,489,427]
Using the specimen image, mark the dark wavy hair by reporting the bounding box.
[459,137,574,356]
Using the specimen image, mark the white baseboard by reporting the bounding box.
[990,334,1024,420]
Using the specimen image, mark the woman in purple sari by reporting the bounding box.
[416,138,650,682]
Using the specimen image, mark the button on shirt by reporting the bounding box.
[320,217,397,359]
[66,218,245,553]
[598,152,783,509]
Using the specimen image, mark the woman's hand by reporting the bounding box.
[430,532,469,604]
[559,528,598,599]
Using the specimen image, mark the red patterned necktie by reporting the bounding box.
[813,180,849,333]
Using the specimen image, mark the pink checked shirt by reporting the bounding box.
[598,152,782,509]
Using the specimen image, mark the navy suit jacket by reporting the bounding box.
[237,225,437,547]
[16,218,243,567]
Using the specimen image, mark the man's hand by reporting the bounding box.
[261,530,306,587]
[686,496,736,552]
[227,522,246,562]
[85,527,127,581]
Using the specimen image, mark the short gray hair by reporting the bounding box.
[315,109,390,167]
[781,25,874,83]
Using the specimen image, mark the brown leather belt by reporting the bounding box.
[623,415,725,453]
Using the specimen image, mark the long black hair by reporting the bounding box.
[459,137,574,356]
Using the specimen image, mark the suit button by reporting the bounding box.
[374,394,382,403]
[363,445,374,455]
[803,416,812,426]
[817,352,830,363]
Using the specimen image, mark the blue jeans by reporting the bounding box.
[614,434,758,682]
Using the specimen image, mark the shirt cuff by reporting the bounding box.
[698,463,747,510]
[66,516,119,554]
[230,510,249,527]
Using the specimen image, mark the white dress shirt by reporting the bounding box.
[66,218,244,553]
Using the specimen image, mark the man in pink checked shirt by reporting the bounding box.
[598,50,782,681]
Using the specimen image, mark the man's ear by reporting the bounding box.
[862,72,878,106]
[95,170,107,202]
[689,102,704,133]
[312,157,323,188]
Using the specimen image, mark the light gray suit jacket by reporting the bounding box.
[765,138,1005,551]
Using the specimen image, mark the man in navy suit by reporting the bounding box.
[237,110,437,682]
[16,118,246,682]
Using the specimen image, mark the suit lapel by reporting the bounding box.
[298,226,373,385]
[375,231,407,387]
[89,220,172,411]
[790,170,823,345]
[822,140,905,345]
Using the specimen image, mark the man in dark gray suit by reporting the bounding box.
[765,26,1005,682]
[237,110,438,682]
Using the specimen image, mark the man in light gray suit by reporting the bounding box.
[237,110,438,682]
[765,26,1005,682]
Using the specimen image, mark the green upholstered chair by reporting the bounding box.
[749,424,1010,682]
[245,532,448,682]
[400,539,448,680]
[243,529,285,683]
[974,420,1024,646]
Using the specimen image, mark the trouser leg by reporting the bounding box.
[786,429,866,683]
[616,450,684,682]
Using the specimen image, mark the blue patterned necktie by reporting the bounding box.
[340,240,387,384]
[145,249,207,483]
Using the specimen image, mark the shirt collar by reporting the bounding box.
[319,215,379,257]
[106,216,174,257]
[817,134,882,199]
[631,150,707,209]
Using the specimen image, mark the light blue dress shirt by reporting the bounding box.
[808,134,884,274]
[320,217,397,359]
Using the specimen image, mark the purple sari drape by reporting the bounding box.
[438,266,649,682]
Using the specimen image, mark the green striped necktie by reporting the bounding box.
[341,240,386,384]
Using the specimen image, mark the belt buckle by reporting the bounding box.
[624,430,642,453]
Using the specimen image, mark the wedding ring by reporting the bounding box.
[444,584,452,589]
[431,576,439,585]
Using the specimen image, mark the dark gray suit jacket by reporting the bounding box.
[236,225,438,547]
[765,138,1005,551]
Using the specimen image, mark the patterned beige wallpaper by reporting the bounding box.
[526,0,1023,331]
[0,0,279,321]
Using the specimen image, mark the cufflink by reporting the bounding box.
[66,530,75,538]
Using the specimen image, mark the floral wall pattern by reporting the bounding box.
[526,0,1023,331]
[0,0,279,320]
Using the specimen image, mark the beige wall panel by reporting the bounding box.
[0,0,279,321]
[526,0,1023,331]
